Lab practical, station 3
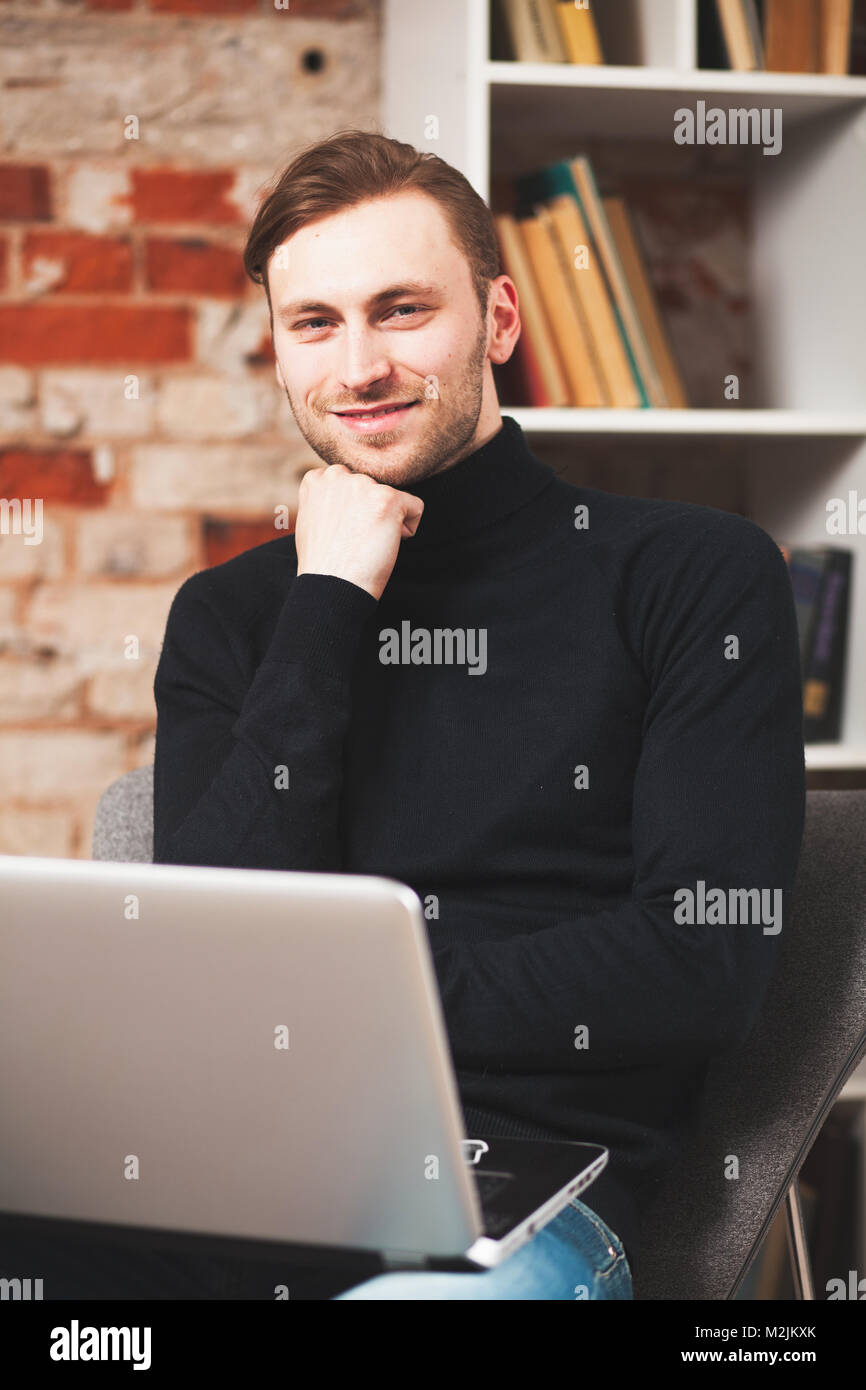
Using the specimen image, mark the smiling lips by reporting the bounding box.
[335,402,417,419]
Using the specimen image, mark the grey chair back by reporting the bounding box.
[91,774,866,1299]
[92,764,154,863]
[636,789,866,1298]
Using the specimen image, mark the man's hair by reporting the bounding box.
[242,126,501,330]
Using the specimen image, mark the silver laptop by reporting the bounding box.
[0,854,607,1273]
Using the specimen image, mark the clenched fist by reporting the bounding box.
[294,463,425,602]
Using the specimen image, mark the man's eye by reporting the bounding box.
[294,305,426,332]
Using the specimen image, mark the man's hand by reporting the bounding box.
[294,463,425,601]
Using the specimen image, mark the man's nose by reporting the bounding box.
[336,328,393,394]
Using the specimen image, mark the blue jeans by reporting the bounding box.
[333,1197,633,1300]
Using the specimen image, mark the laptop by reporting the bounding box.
[0,854,607,1275]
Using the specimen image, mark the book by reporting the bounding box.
[518,206,607,405]
[493,212,570,406]
[716,0,764,69]
[517,161,645,407]
[818,0,854,72]
[499,0,566,63]
[764,0,820,72]
[602,196,690,409]
[788,547,829,679]
[570,157,663,407]
[802,547,852,742]
[552,0,604,65]
[546,192,641,406]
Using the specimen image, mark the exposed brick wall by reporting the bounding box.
[0,0,380,858]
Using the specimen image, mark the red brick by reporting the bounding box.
[0,165,52,222]
[0,238,7,292]
[204,517,291,568]
[22,232,133,293]
[127,169,241,225]
[86,0,135,9]
[0,450,109,505]
[145,238,246,297]
[0,306,192,365]
[148,0,257,11]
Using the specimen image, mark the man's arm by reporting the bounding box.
[153,571,377,868]
[152,463,423,868]
[426,523,806,1073]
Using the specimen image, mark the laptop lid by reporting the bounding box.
[0,854,486,1259]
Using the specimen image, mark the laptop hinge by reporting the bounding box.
[380,1249,429,1271]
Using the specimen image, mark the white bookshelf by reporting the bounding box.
[487,62,866,142]
[383,0,866,772]
[506,407,866,436]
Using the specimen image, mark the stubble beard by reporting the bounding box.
[280,318,490,489]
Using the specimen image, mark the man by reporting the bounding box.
[145,127,806,1299]
[3,127,802,1300]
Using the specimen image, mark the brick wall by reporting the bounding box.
[0,0,379,858]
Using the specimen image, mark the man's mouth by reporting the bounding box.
[335,402,417,419]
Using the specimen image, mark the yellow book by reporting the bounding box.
[552,0,604,65]
[818,0,853,73]
[546,193,641,407]
[519,207,606,406]
[570,156,666,407]
[494,213,570,407]
[602,196,689,410]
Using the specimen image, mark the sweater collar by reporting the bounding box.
[400,414,555,547]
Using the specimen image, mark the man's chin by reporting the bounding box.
[326,413,428,472]
[336,452,418,487]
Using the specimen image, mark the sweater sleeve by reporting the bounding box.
[427,523,806,1072]
[152,571,378,869]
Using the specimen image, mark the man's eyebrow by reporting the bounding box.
[275,282,441,322]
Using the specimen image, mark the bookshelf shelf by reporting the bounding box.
[486,62,866,100]
[805,743,866,770]
[506,408,866,438]
[800,739,866,772]
[383,0,866,769]
[487,62,866,140]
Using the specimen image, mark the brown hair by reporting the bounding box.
[243,126,501,329]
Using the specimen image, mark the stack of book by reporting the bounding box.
[493,155,688,409]
[778,544,853,742]
[493,0,859,75]
[700,0,856,74]
[494,0,606,64]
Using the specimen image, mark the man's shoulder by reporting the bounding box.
[565,482,782,568]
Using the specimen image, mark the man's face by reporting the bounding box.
[267,191,493,488]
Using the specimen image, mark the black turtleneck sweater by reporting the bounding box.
[152,414,806,1279]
